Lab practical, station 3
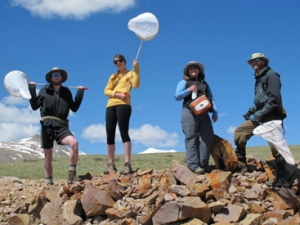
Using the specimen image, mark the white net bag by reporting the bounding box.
[128,12,159,41]
[253,120,295,165]
[4,70,31,99]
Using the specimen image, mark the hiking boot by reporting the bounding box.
[266,159,276,168]
[271,157,297,179]
[265,171,290,189]
[194,167,205,175]
[68,170,82,184]
[285,162,298,178]
[238,161,248,173]
[46,177,54,185]
[103,163,117,174]
[203,165,214,173]
[46,181,54,185]
[266,157,290,189]
[119,162,133,175]
[267,176,290,189]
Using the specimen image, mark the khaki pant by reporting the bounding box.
[234,120,279,161]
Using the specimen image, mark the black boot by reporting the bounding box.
[235,147,248,173]
[266,157,290,189]
[266,158,297,177]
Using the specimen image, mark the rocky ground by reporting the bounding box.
[1,157,300,225]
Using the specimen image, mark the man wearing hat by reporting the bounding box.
[234,53,296,188]
[29,67,86,185]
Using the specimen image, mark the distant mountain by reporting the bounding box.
[0,134,87,163]
[139,148,177,154]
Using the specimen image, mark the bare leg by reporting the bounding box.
[107,144,115,163]
[61,136,80,183]
[123,141,131,163]
[44,148,53,178]
[61,136,79,165]
[119,141,133,174]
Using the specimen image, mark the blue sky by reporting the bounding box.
[1,0,300,155]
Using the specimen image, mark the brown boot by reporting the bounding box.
[103,163,118,174]
[120,162,133,175]
[68,170,82,184]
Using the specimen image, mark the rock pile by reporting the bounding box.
[1,158,300,225]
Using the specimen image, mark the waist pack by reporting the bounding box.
[189,95,212,116]
[281,106,287,120]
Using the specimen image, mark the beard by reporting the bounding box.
[51,80,62,85]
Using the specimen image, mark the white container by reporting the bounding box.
[192,90,197,99]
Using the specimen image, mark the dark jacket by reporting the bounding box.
[250,66,283,122]
[183,78,210,107]
[29,84,84,121]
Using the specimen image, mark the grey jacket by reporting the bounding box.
[249,66,283,122]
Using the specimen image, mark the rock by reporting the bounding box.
[152,196,211,224]
[214,205,246,223]
[0,160,300,224]
[81,183,115,216]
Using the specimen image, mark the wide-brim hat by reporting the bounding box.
[183,61,204,75]
[247,53,269,65]
[45,67,68,83]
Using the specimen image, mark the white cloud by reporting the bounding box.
[0,102,40,124]
[0,95,83,142]
[0,99,41,141]
[0,123,40,142]
[81,124,107,142]
[11,0,136,20]
[2,95,29,106]
[227,126,236,134]
[130,124,178,147]
[81,123,179,148]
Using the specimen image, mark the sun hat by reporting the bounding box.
[183,61,204,75]
[247,53,269,65]
[45,67,68,83]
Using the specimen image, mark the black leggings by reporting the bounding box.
[106,105,132,145]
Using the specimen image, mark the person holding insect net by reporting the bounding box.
[175,61,218,174]
[28,67,85,185]
[104,54,140,175]
[234,53,297,188]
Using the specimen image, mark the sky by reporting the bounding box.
[1,0,300,155]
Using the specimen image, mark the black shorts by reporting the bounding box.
[40,119,73,149]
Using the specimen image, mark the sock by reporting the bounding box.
[69,165,76,171]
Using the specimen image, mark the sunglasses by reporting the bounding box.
[250,58,262,63]
[114,59,124,65]
[52,73,61,77]
[188,66,199,70]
